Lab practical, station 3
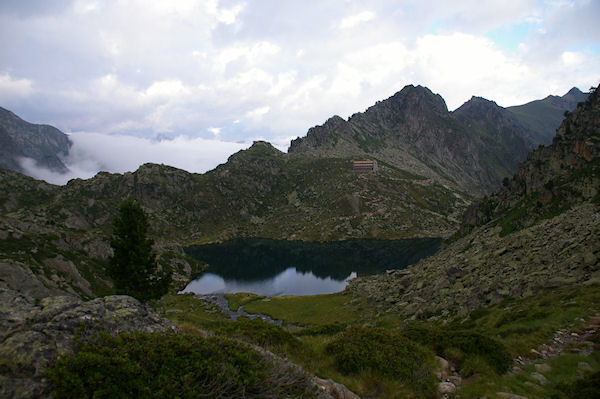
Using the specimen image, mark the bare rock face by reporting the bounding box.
[289,85,553,195]
[0,289,176,399]
[0,107,71,174]
[463,85,600,234]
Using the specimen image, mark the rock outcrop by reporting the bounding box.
[0,107,71,174]
[0,289,176,399]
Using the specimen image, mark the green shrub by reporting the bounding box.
[218,317,301,350]
[555,371,600,399]
[294,323,347,337]
[47,331,315,399]
[401,324,512,374]
[325,327,436,397]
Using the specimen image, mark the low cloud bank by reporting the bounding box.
[20,132,261,185]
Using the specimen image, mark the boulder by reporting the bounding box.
[0,289,175,399]
[314,377,361,399]
[438,381,456,395]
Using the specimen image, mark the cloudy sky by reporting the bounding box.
[1,0,598,184]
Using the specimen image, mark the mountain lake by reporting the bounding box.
[180,238,441,296]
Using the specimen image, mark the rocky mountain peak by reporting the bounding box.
[453,96,503,119]
[564,86,585,99]
[544,87,588,110]
[0,106,72,173]
[238,140,282,157]
[359,85,449,123]
[223,140,284,171]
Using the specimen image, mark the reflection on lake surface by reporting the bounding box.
[181,238,440,296]
[182,269,357,296]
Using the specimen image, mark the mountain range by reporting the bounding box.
[290,85,587,194]
[1,83,599,399]
[0,85,589,297]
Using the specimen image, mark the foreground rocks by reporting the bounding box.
[346,203,600,318]
[0,289,175,399]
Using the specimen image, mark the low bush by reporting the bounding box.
[47,331,315,399]
[294,323,347,336]
[555,371,600,399]
[401,324,512,374]
[325,327,436,397]
[218,317,301,350]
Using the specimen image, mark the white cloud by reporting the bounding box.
[339,11,375,29]
[0,73,34,101]
[245,106,270,122]
[412,33,532,108]
[561,51,584,67]
[20,132,252,185]
[144,79,191,100]
[216,3,245,25]
[207,126,221,137]
[73,0,100,14]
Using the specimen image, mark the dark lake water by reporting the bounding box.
[180,238,441,296]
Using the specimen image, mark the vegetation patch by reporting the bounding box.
[47,331,317,399]
[218,317,301,354]
[294,323,348,337]
[556,371,600,399]
[155,294,229,333]
[325,327,436,397]
[459,284,600,356]
[401,324,512,375]
[224,292,265,312]
[243,294,369,326]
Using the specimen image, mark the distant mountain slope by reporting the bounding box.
[0,107,71,173]
[507,87,588,145]
[1,141,467,243]
[462,85,599,235]
[347,84,600,317]
[0,141,469,297]
[289,85,583,195]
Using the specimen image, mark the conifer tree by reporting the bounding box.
[107,199,171,301]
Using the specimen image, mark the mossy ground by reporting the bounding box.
[224,292,265,312]
[242,294,372,326]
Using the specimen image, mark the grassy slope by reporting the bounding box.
[156,283,600,399]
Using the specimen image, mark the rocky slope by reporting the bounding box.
[0,107,71,174]
[289,85,583,195]
[346,85,600,317]
[346,202,599,318]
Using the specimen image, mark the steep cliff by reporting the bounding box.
[0,107,71,173]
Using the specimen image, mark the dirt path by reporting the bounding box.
[513,315,600,372]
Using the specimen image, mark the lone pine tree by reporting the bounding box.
[108,199,171,301]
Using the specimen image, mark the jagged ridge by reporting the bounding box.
[346,84,600,317]
[290,85,586,195]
